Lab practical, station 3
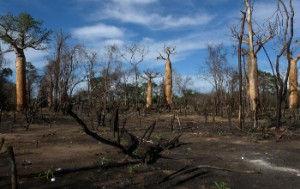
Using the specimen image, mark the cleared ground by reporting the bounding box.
[1,112,300,189]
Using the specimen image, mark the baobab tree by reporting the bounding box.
[143,69,160,109]
[0,12,51,111]
[289,55,300,109]
[243,0,274,129]
[157,46,176,109]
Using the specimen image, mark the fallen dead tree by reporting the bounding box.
[67,105,181,164]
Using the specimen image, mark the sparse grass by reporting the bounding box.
[214,181,231,189]
[39,168,54,180]
[132,149,142,158]
[218,131,225,136]
[154,134,162,141]
[127,163,141,174]
[99,156,108,165]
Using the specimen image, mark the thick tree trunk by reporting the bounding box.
[15,53,27,111]
[165,59,172,108]
[248,56,259,128]
[289,59,298,109]
[146,79,152,108]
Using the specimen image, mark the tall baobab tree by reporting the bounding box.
[157,46,176,109]
[289,55,300,109]
[243,0,274,128]
[0,12,51,111]
[143,69,160,109]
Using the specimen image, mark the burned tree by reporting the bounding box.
[273,0,297,128]
[204,43,228,117]
[124,44,148,111]
[0,12,51,111]
[174,73,193,116]
[82,50,98,113]
[67,105,181,164]
[52,31,70,111]
[157,46,176,109]
[44,63,54,109]
[237,11,246,129]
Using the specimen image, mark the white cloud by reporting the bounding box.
[161,14,213,28]
[94,0,214,30]
[141,26,230,65]
[72,23,124,40]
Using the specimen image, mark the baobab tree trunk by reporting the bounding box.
[165,59,172,108]
[146,79,152,108]
[15,52,27,111]
[248,56,259,128]
[289,58,299,109]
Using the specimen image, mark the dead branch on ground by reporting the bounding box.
[67,104,182,164]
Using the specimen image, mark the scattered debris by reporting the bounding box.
[22,160,32,166]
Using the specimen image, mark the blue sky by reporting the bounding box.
[1,0,299,92]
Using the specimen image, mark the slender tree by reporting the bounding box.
[52,31,70,111]
[82,50,98,112]
[0,12,51,111]
[237,11,246,129]
[204,43,228,117]
[45,63,54,109]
